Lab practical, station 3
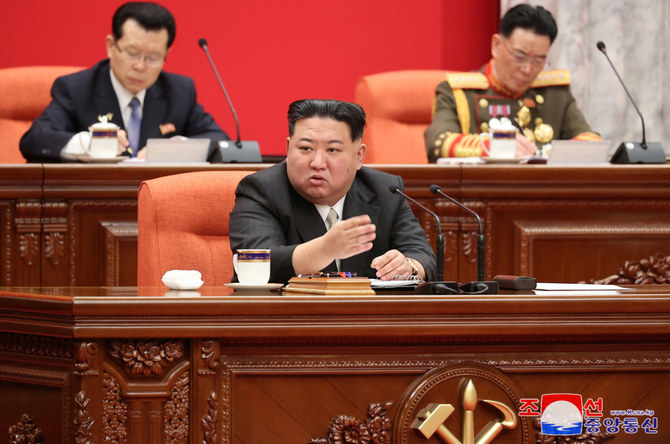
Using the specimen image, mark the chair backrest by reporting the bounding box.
[0,66,83,163]
[355,70,450,164]
[137,170,254,287]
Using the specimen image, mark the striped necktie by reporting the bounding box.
[325,208,341,271]
[127,97,141,156]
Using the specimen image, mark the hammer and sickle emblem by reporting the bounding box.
[412,378,517,444]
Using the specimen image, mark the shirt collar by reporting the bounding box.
[315,196,346,224]
[109,69,147,108]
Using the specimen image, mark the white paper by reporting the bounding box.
[370,279,422,288]
[535,283,625,291]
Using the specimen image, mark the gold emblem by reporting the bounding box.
[478,98,489,108]
[413,378,517,443]
[516,106,531,128]
[534,123,554,144]
[535,94,544,104]
[480,122,489,133]
[534,117,544,127]
[97,113,113,123]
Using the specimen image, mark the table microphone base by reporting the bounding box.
[415,281,498,295]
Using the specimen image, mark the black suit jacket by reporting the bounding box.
[229,162,437,283]
[19,59,228,162]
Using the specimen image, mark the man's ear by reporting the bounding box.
[356,142,366,168]
[105,35,115,59]
[491,33,502,58]
[285,136,290,155]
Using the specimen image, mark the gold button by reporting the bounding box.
[480,122,489,133]
[536,94,544,104]
[479,98,489,108]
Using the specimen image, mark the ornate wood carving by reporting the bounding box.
[19,233,39,266]
[201,340,221,372]
[41,201,68,267]
[102,371,127,443]
[74,341,98,375]
[74,391,94,444]
[108,339,185,376]
[534,418,614,443]
[0,332,73,358]
[44,232,65,266]
[308,402,393,444]
[164,371,189,442]
[2,204,12,285]
[201,392,218,444]
[590,252,670,285]
[8,413,44,443]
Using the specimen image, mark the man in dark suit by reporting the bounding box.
[229,99,436,284]
[19,2,227,162]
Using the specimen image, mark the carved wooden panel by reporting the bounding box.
[590,252,670,285]
[512,220,670,282]
[8,413,44,444]
[100,221,138,286]
[67,200,138,286]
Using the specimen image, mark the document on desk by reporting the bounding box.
[370,278,422,289]
[534,282,627,296]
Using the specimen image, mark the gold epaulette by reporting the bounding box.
[445,72,489,90]
[530,69,571,88]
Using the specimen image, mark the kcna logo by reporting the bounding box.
[540,393,583,436]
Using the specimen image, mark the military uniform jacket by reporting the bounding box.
[424,61,598,162]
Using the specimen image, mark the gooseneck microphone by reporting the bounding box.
[596,41,665,164]
[198,38,262,163]
[429,185,498,295]
[389,186,444,283]
[430,185,484,282]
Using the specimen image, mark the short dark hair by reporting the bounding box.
[288,99,366,142]
[112,2,176,48]
[500,4,558,44]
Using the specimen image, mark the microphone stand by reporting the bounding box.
[596,41,665,164]
[430,185,498,294]
[198,38,262,163]
[389,186,462,294]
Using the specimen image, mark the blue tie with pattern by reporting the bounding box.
[128,97,141,157]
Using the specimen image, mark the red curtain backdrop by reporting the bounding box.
[0,0,499,157]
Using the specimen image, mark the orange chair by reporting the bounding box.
[0,65,83,163]
[355,70,450,164]
[137,170,254,287]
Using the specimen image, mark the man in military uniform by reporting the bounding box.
[425,4,600,162]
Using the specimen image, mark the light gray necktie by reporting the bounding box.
[325,208,341,271]
[127,97,141,157]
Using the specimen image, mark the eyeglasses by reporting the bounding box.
[500,38,547,68]
[114,41,166,67]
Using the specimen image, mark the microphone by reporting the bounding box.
[198,38,262,163]
[596,41,665,164]
[390,186,444,283]
[429,185,498,295]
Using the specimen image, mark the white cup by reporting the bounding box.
[488,129,517,158]
[86,121,119,158]
[233,249,271,284]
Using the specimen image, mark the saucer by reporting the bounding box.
[224,283,284,291]
[481,157,522,164]
[78,154,126,163]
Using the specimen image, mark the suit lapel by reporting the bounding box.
[340,177,380,274]
[141,79,167,148]
[93,66,123,129]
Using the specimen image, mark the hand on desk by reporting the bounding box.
[515,132,537,157]
[371,249,424,281]
[116,129,146,158]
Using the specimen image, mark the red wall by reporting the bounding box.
[0,0,498,157]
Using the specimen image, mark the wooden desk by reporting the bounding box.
[2,163,670,287]
[1,285,669,443]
